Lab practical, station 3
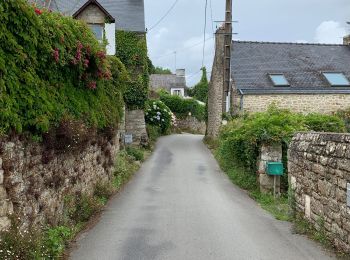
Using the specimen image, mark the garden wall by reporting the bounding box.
[125,109,148,144]
[0,131,120,231]
[289,132,350,252]
[176,116,206,135]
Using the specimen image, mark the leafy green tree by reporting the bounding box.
[188,67,209,102]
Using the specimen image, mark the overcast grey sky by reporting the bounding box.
[145,0,350,86]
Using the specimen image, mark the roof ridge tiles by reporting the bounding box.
[232,40,345,47]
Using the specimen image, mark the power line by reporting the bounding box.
[153,36,214,60]
[209,0,214,34]
[202,0,208,67]
[148,0,179,32]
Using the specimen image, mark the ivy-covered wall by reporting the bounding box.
[0,0,127,137]
[116,31,149,110]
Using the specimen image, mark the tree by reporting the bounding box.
[188,67,209,103]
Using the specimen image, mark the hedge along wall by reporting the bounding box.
[0,0,128,231]
[0,0,127,137]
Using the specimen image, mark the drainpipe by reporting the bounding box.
[239,89,244,112]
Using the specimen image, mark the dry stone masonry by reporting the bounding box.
[125,109,148,145]
[289,132,350,252]
[176,116,206,135]
[0,131,120,231]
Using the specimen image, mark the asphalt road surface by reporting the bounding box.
[70,134,334,260]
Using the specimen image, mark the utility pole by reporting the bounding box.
[222,0,233,113]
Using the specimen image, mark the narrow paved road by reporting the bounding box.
[70,134,334,260]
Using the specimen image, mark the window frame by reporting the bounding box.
[88,23,104,41]
[322,72,350,87]
[268,73,290,87]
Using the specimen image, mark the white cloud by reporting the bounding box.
[314,21,347,44]
[295,40,308,44]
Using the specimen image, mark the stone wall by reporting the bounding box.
[257,143,282,194]
[0,131,120,231]
[125,109,148,145]
[207,27,225,138]
[176,116,206,135]
[289,132,350,252]
[241,94,350,114]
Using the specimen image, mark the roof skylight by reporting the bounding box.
[323,72,350,86]
[269,74,289,86]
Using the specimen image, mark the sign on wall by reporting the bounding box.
[124,134,133,145]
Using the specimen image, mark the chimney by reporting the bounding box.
[344,35,350,45]
[176,69,185,77]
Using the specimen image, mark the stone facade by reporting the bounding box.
[0,131,120,231]
[75,4,106,24]
[257,143,282,194]
[176,116,206,135]
[125,109,148,145]
[289,132,350,252]
[207,27,225,138]
[240,94,350,114]
[344,35,350,45]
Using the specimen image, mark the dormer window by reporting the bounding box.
[322,72,350,87]
[269,74,290,86]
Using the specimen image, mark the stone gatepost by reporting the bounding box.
[125,109,148,145]
[257,143,282,194]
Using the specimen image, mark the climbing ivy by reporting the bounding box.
[0,0,127,136]
[116,31,149,110]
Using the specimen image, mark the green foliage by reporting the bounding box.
[145,100,172,133]
[0,0,125,136]
[113,151,141,188]
[116,31,149,109]
[151,66,172,75]
[0,223,73,259]
[126,146,145,161]
[187,67,209,103]
[217,106,345,171]
[218,106,305,170]
[159,91,206,121]
[304,113,346,132]
[43,226,73,258]
[336,108,350,132]
[146,124,163,142]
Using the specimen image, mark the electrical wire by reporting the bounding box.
[209,0,214,34]
[202,0,208,67]
[148,0,180,32]
[153,36,214,61]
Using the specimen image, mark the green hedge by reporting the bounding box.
[159,91,205,121]
[116,31,149,110]
[0,0,126,136]
[217,106,346,171]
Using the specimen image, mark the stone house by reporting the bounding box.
[230,36,350,114]
[150,69,187,97]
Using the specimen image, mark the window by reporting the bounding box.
[88,24,104,41]
[269,74,290,86]
[173,90,181,96]
[323,72,350,86]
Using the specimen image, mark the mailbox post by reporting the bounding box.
[266,162,284,198]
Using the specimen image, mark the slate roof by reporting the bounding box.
[150,74,186,92]
[231,41,350,94]
[49,0,145,32]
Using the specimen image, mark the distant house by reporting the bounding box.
[150,69,187,97]
[230,35,350,114]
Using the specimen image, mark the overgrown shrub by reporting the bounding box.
[159,91,206,121]
[146,124,162,142]
[336,108,350,132]
[145,100,172,133]
[304,113,346,132]
[217,106,345,172]
[0,0,126,136]
[187,67,209,103]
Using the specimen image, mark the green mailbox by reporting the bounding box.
[266,162,284,176]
